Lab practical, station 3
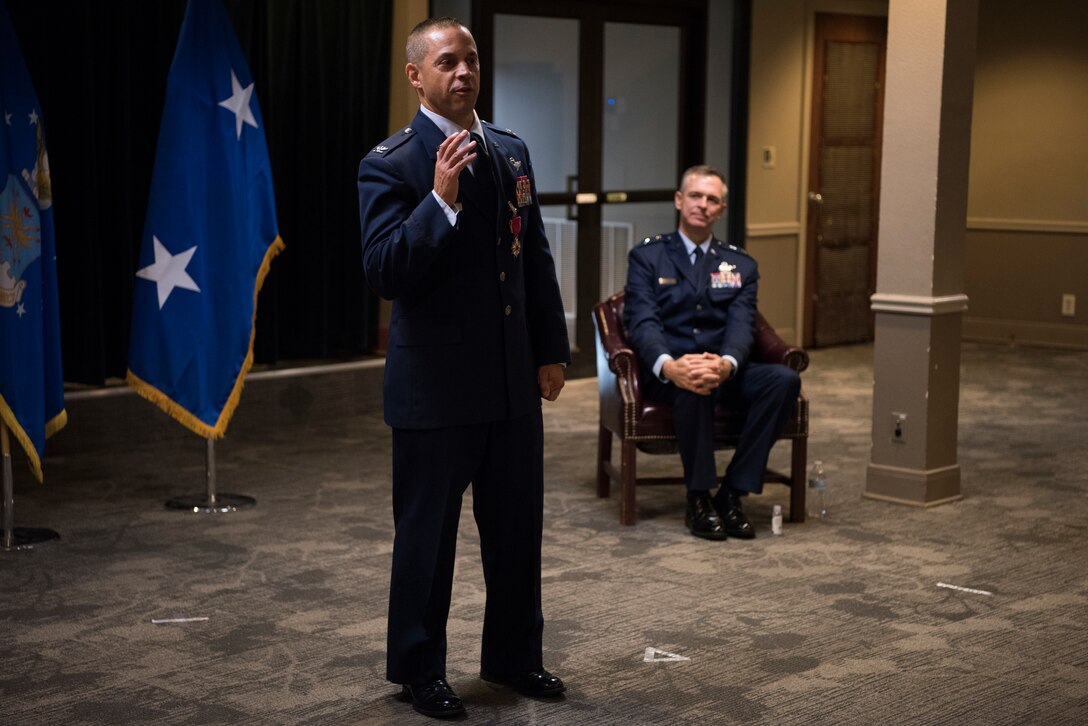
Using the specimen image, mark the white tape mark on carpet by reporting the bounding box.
[936,582,993,596]
[644,647,690,662]
[151,616,210,624]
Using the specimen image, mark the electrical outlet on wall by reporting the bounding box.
[891,412,907,444]
[1061,294,1076,317]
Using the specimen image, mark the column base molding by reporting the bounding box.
[870,293,969,316]
[864,462,962,507]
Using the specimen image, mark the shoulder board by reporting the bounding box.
[726,243,752,258]
[483,122,520,139]
[367,126,416,158]
[641,234,666,245]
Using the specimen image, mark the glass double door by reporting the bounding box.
[476,2,707,372]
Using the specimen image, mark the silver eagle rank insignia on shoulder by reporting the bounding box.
[368,127,414,157]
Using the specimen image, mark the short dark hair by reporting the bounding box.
[679,165,728,194]
[406,17,467,65]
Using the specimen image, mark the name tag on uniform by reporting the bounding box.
[657,277,677,286]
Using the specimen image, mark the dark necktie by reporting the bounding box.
[468,131,496,204]
[471,132,489,175]
[693,244,711,286]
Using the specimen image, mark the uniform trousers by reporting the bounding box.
[386,410,545,684]
[643,360,801,493]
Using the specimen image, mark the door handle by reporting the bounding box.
[808,192,823,204]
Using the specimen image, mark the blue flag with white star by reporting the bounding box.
[0,0,66,482]
[127,0,283,438]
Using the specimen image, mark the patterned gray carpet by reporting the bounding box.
[2,343,1086,724]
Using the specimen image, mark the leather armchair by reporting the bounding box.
[593,291,810,525]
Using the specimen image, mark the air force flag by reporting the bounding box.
[127,0,283,438]
[0,0,67,482]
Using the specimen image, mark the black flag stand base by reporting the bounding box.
[2,527,61,551]
[1,420,60,552]
[165,437,256,513]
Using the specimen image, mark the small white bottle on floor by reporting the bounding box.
[771,504,783,535]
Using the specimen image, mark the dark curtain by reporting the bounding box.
[6,0,391,384]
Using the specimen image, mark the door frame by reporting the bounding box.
[473,0,711,372]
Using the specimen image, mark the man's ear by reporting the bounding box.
[405,63,421,89]
[674,190,683,211]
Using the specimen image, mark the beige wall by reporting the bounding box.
[388,1,429,135]
[746,1,807,340]
[964,230,1088,348]
[964,0,1088,348]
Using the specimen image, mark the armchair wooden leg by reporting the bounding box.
[790,436,807,523]
[619,439,637,525]
[597,426,612,498]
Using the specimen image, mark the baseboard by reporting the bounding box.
[962,317,1088,350]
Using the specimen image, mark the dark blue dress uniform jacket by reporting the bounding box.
[624,232,759,374]
[358,111,571,429]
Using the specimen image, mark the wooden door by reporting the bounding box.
[804,13,887,347]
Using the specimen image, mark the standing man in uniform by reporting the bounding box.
[358,17,570,720]
[623,165,800,541]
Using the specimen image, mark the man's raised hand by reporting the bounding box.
[434,130,476,206]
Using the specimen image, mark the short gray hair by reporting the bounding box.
[679,165,728,195]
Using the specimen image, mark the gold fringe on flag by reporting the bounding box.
[0,395,67,483]
[126,235,285,439]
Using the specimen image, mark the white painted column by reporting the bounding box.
[865,0,978,506]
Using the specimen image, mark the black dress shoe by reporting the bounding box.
[685,491,728,540]
[400,678,466,719]
[480,669,566,697]
[715,488,756,539]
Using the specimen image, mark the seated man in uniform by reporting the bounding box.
[623,165,800,540]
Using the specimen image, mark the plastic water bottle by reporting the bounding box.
[771,504,783,535]
[808,460,828,518]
